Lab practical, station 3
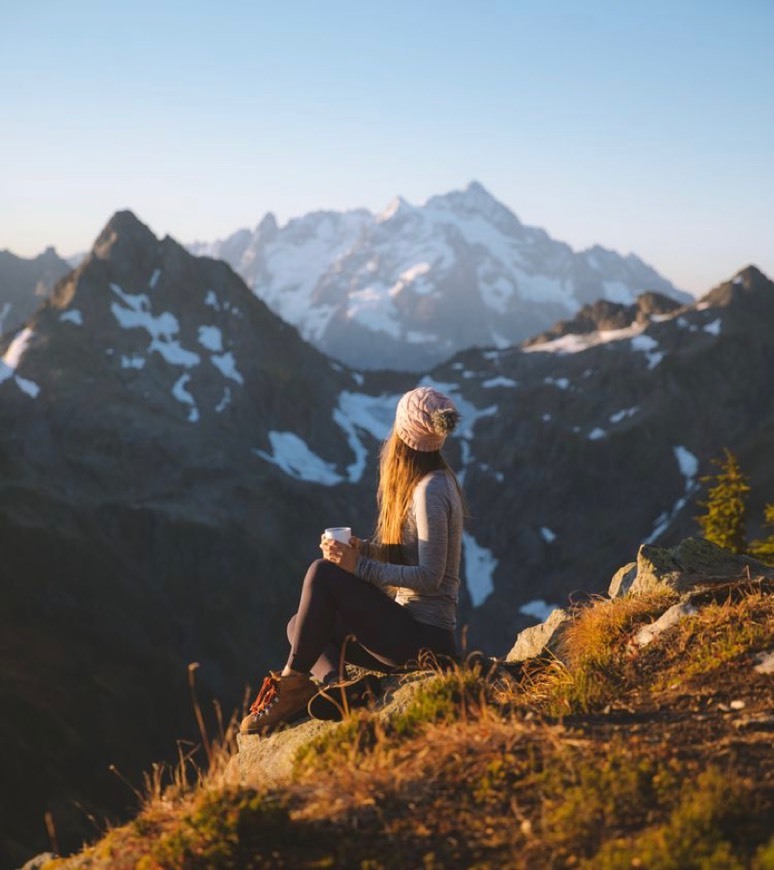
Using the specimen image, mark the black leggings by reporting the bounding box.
[285,559,457,682]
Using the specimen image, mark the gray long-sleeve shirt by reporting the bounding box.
[355,469,463,631]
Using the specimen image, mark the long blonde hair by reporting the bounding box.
[375,429,463,546]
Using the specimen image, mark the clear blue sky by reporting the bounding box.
[1,0,772,294]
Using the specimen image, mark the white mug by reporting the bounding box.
[324,526,352,545]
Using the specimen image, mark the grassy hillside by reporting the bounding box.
[42,578,773,869]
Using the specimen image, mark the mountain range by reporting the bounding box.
[1,207,772,865]
[189,182,690,371]
[0,246,71,336]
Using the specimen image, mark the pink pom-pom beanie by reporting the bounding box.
[394,387,460,452]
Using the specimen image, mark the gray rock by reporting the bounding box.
[234,673,437,788]
[634,600,698,647]
[236,719,337,788]
[608,562,637,597]
[505,607,569,663]
[610,537,774,598]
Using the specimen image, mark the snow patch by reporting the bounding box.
[539,527,557,543]
[14,376,40,398]
[643,446,700,544]
[630,334,664,369]
[544,376,570,389]
[610,406,638,424]
[333,390,399,483]
[588,427,607,441]
[215,387,232,413]
[463,531,496,607]
[205,290,220,310]
[2,327,34,369]
[525,321,647,356]
[673,445,698,482]
[0,328,41,398]
[703,318,722,336]
[211,351,244,384]
[198,325,223,352]
[151,340,201,367]
[60,310,83,325]
[110,283,201,368]
[171,373,199,422]
[149,268,162,289]
[519,599,557,622]
[482,376,518,388]
[255,431,343,486]
[121,355,146,370]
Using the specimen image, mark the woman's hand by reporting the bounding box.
[320,537,358,573]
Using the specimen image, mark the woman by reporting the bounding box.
[241,386,464,734]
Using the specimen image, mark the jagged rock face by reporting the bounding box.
[524,291,683,346]
[0,246,71,336]
[189,182,689,371]
[0,211,383,865]
[612,537,774,597]
[418,265,774,654]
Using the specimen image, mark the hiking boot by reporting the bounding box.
[308,673,383,722]
[240,671,318,735]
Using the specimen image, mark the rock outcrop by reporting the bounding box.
[505,607,569,663]
[608,537,774,598]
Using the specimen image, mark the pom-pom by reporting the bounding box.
[431,408,460,435]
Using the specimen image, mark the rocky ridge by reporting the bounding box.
[0,246,71,336]
[189,182,689,371]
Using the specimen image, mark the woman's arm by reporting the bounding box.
[359,539,389,561]
[355,473,451,594]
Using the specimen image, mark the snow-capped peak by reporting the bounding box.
[377,195,413,223]
[187,183,687,371]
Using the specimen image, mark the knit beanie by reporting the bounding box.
[394,387,460,452]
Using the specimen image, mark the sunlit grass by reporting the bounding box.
[43,583,774,869]
[515,585,678,715]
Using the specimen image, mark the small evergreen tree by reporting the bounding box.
[696,448,750,554]
[749,503,774,566]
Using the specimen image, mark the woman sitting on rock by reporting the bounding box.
[241,386,465,734]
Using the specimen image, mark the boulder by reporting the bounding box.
[608,537,774,598]
[234,718,336,787]
[505,607,569,663]
[608,562,637,597]
[634,599,698,647]
[233,673,439,788]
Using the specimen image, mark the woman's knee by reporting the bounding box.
[303,558,337,589]
[286,613,298,644]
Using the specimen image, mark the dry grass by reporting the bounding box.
[45,585,774,869]
[646,587,774,691]
[514,585,679,715]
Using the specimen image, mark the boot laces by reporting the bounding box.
[249,674,280,716]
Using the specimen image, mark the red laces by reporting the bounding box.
[249,674,280,715]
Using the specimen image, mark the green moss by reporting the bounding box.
[145,788,291,868]
[539,740,677,860]
[294,714,378,772]
[387,668,489,738]
[296,667,492,773]
[587,767,764,869]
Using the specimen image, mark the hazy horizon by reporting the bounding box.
[2,0,772,296]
